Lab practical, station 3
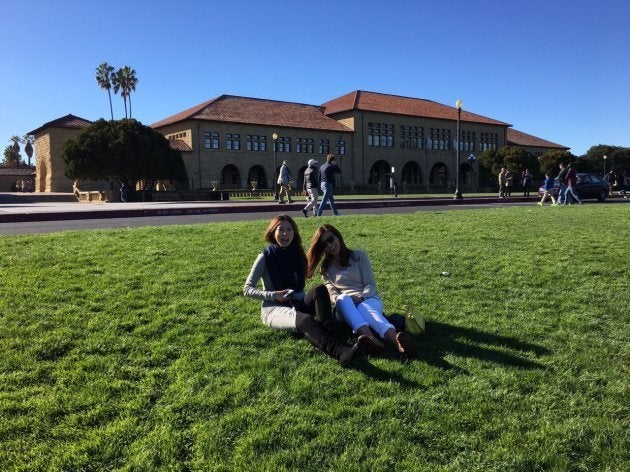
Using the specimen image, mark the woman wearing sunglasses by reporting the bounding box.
[306,224,416,358]
[243,215,361,367]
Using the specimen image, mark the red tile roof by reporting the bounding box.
[150,95,353,133]
[168,139,193,152]
[0,167,36,176]
[28,114,92,135]
[322,90,511,126]
[507,128,569,150]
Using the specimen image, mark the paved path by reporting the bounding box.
[6,192,624,235]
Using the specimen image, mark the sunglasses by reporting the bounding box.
[321,235,336,247]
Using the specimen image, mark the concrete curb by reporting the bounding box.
[0,196,541,223]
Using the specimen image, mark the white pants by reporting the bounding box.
[304,188,319,213]
[335,293,393,338]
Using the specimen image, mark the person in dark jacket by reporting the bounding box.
[316,154,341,216]
[302,159,319,217]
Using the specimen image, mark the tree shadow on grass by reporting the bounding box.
[416,320,551,371]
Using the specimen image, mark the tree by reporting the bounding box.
[538,149,576,177]
[111,66,138,119]
[477,146,539,186]
[22,134,34,167]
[95,62,115,120]
[2,145,20,167]
[581,144,630,176]
[62,119,187,190]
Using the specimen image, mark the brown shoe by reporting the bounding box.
[396,332,417,357]
[358,334,385,355]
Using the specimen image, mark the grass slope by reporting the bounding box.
[1,205,629,471]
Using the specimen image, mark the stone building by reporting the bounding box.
[26,90,569,193]
[28,114,92,192]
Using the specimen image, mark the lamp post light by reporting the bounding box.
[454,99,463,199]
[272,132,278,200]
[467,153,476,191]
[603,154,608,177]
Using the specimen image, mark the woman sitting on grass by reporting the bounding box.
[243,215,360,367]
[306,224,416,358]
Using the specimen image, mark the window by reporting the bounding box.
[336,139,346,155]
[458,131,476,151]
[368,122,395,147]
[319,139,330,154]
[479,132,498,151]
[204,131,219,150]
[428,128,451,150]
[278,137,291,153]
[226,133,240,151]
[247,135,266,152]
[400,126,424,149]
[296,137,314,153]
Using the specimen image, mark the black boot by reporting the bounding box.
[309,285,334,332]
[296,315,359,368]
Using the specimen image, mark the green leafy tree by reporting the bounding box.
[582,145,630,176]
[62,119,187,190]
[96,62,115,120]
[477,146,539,186]
[3,145,20,167]
[538,149,576,177]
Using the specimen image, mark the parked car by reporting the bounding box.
[538,173,609,201]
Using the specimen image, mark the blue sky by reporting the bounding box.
[2,0,629,158]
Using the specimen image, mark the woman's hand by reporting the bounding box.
[274,289,294,303]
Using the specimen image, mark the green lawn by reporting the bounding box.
[1,205,628,471]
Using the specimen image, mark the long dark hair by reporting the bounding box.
[306,224,352,278]
[263,215,307,273]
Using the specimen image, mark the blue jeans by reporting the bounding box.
[317,182,338,216]
[565,185,581,204]
[557,184,567,204]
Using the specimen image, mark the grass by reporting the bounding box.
[1,205,629,471]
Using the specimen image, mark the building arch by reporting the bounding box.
[221,164,241,188]
[429,162,449,187]
[368,160,390,187]
[401,161,423,185]
[247,165,267,189]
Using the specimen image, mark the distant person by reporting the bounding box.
[277,161,294,204]
[316,154,341,216]
[498,167,507,198]
[605,169,616,195]
[618,170,628,198]
[120,183,128,203]
[505,169,513,197]
[306,224,417,358]
[521,169,533,196]
[302,159,319,217]
[537,172,558,206]
[564,163,582,205]
[556,163,568,205]
[243,215,360,367]
[390,176,398,197]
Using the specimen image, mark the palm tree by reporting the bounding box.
[95,62,115,120]
[22,134,34,167]
[122,66,138,119]
[111,68,127,119]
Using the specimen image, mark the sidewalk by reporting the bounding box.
[0,193,538,223]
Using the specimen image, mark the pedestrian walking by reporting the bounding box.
[316,154,341,216]
[302,159,319,217]
[498,167,507,198]
[277,161,294,204]
[564,163,582,205]
[537,172,557,206]
[522,169,533,196]
[556,163,568,205]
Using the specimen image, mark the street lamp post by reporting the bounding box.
[272,133,278,200]
[454,99,463,199]
[603,154,608,177]
[467,153,476,191]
